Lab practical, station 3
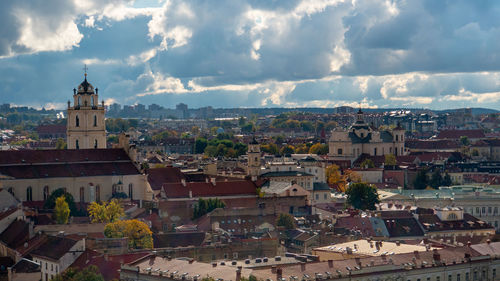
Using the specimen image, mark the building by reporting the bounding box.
[0,149,153,203]
[328,109,406,163]
[247,138,261,180]
[66,74,106,149]
[31,236,85,281]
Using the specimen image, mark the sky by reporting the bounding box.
[1,0,500,110]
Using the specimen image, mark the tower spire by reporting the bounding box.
[83,64,88,79]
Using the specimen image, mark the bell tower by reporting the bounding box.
[247,137,261,181]
[67,68,106,149]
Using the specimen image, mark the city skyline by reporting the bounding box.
[1,0,500,110]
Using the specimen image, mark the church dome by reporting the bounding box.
[77,77,95,94]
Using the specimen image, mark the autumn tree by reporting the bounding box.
[280,144,295,156]
[309,143,328,155]
[54,195,70,224]
[360,159,375,169]
[104,219,153,249]
[276,213,295,229]
[326,165,362,192]
[56,138,67,149]
[88,199,125,223]
[346,182,380,211]
[44,188,78,215]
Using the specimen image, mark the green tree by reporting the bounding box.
[413,168,428,190]
[276,213,295,229]
[192,198,226,219]
[442,173,452,186]
[261,143,279,155]
[54,195,70,224]
[104,219,153,249]
[241,122,255,133]
[52,265,105,281]
[195,138,208,154]
[360,159,375,169]
[346,182,380,211]
[429,169,443,189]
[107,135,119,144]
[56,138,67,149]
[384,154,397,166]
[88,199,125,223]
[300,121,314,132]
[460,136,470,146]
[44,188,79,216]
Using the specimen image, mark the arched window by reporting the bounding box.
[93,115,97,127]
[76,139,79,149]
[94,139,98,149]
[43,186,49,201]
[78,96,81,106]
[129,183,133,200]
[91,96,94,106]
[96,185,100,202]
[80,187,85,203]
[75,115,79,127]
[26,186,32,201]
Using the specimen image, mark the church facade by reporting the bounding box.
[66,76,106,149]
[328,109,406,163]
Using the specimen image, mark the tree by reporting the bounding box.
[413,168,428,190]
[429,169,443,189]
[384,154,397,166]
[326,164,342,186]
[193,198,226,219]
[346,182,380,211]
[276,213,295,229]
[107,135,119,144]
[294,144,309,154]
[52,265,105,281]
[195,138,208,154]
[460,136,470,146]
[56,138,67,149]
[54,195,70,224]
[309,143,328,155]
[88,199,125,223]
[261,143,279,155]
[280,145,295,156]
[442,173,452,186]
[360,159,375,169]
[104,219,153,249]
[44,188,78,215]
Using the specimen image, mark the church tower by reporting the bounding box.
[67,71,106,150]
[247,137,261,181]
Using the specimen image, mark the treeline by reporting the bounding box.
[105,118,139,133]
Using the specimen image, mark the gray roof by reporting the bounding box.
[260,171,314,178]
[313,182,331,191]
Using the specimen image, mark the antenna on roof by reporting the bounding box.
[83,64,88,79]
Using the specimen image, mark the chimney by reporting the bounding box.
[276,268,283,280]
[328,260,333,268]
[212,262,217,268]
[487,239,491,245]
[181,179,186,187]
[433,249,440,261]
[396,241,400,246]
[300,262,306,271]
[236,269,242,281]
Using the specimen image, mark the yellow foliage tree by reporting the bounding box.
[54,195,70,224]
[326,165,362,193]
[88,199,125,223]
[104,219,153,249]
[384,154,397,166]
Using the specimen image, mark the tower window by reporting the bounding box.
[338,148,342,155]
[396,135,399,141]
[129,183,133,200]
[78,96,81,106]
[43,186,49,200]
[76,140,79,149]
[93,115,97,126]
[91,96,94,106]
[94,139,98,149]
[26,186,32,201]
[75,115,79,127]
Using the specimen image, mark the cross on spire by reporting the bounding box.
[83,64,88,78]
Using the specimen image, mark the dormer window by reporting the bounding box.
[360,133,364,138]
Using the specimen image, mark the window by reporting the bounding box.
[448,275,452,281]
[338,148,342,155]
[94,139,98,149]
[476,207,480,214]
[361,133,364,138]
[43,186,49,200]
[396,135,399,141]
[495,207,498,214]
[129,183,133,200]
[8,187,14,196]
[489,207,492,214]
[437,277,440,281]
[78,96,81,106]
[493,269,496,279]
[483,207,486,214]
[374,148,377,155]
[26,186,32,201]
[80,187,85,203]
[315,194,319,200]
[75,115,79,127]
[324,194,327,200]
[456,274,460,281]
[96,185,100,202]
[465,272,469,281]
[93,115,97,126]
[76,140,79,149]
[91,96,94,106]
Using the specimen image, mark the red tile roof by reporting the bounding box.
[30,236,78,261]
[437,129,485,140]
[163,180,258,198]
[406,139,462,150]
[147,167,186,190]
[0,148,131,164]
